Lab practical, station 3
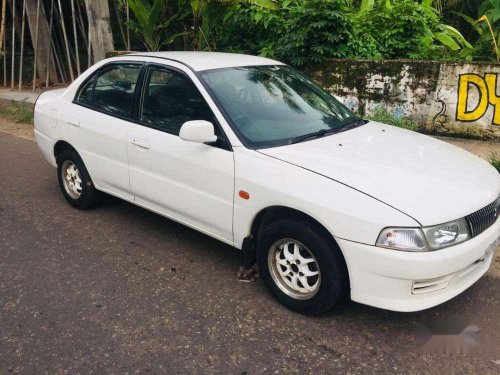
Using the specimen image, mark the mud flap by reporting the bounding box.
[237,236,259,282]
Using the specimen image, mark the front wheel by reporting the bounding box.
[257,217,349,314]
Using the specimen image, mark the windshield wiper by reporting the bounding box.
[288,119,366,145]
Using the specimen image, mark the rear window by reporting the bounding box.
[75,63,142,119]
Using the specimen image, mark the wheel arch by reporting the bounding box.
[250,206,334,242]
[248,205,351,297]
[247,206,348,267]
[54,140,78,161]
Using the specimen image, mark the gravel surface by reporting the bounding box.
[0,132,499,374]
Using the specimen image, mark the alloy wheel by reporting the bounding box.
[268,239,321,300]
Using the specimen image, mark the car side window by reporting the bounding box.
[92,64,142,118]
[75,76,95,105]
[140,68,215,135]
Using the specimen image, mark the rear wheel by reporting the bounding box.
[56,149,100,209]
[257,217,349,314]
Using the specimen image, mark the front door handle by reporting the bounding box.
[131,138,150,149]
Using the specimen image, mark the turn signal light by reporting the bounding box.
[239,190,250,200]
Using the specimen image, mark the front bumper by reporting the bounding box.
[338,217,499,312]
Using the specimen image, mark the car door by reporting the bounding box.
[62,62,143,200]
[126,64,235,244]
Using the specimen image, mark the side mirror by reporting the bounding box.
[179,120,217,144]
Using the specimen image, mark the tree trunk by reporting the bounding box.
[110,0,126,50]
[0,0,7,53]
[24,0,58,84]
[87,0,113,61]
[7,0,22,42]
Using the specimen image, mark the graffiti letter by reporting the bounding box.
[456,74,488,122]
[485,73,500,125]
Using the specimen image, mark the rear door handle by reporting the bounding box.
[68,119,80,127]
[131,138,150,149]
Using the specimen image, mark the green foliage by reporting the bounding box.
[346,11,382,59]
[367,107,500,141]
[268,0,351,66]
[367,107,421,132]
[440,0,499,61]
[489,153,500,172]
[349,0,439,59]
[218,0,352,66]
[414,1,474,60]
[218,0,476,64]
[215,3,278,55]
[474,0,500,58]
[475,1,500,61]
[190,0,277,51]
[431,23,474,60]
[359,0,375,12]
[429,123,500,140]
[0,101,34,124]
[116,0,495,63]
[346,0,474,61]
[127,0,187,51]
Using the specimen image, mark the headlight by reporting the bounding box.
[423,218,470,250]
[376,228,426,251]
[377,218,471,251]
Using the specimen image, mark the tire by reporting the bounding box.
[56,148,100,209]
[257,216,349,314]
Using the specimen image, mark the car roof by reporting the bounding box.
[126,51,284,72]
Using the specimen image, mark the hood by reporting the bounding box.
[258,122,500,226]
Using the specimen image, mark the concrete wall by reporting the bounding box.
[308,59,500,132]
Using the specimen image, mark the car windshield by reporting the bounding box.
[200,65,361,148]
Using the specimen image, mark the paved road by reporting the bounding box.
[0,132,499,374]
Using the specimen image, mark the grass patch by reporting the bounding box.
[367,107,420,132]
[367,107,500,141]
[424,123,500,141]
[489,153,500,173]
[0,100,34,124]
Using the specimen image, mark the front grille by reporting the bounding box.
[466,198,499,237]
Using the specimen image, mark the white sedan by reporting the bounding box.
[34,52,500,314]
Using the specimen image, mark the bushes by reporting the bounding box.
[115,0,495,64]
[117,0,493,65]
[266,0,351,66]
[489,153,500,172]
[217,0,351,66]
[217,0,468,66]
[0,101,34,124]
[473,0,500,62]
[367,107,500,141]
[348,1,439,60]
[367,107,421,132]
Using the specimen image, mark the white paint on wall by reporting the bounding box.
[316,60,500,132]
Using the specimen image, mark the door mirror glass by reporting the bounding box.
[179,120,217,144]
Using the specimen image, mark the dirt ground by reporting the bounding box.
[0,118,36,142]
[0,122,499,374]
[435,136,499,159]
